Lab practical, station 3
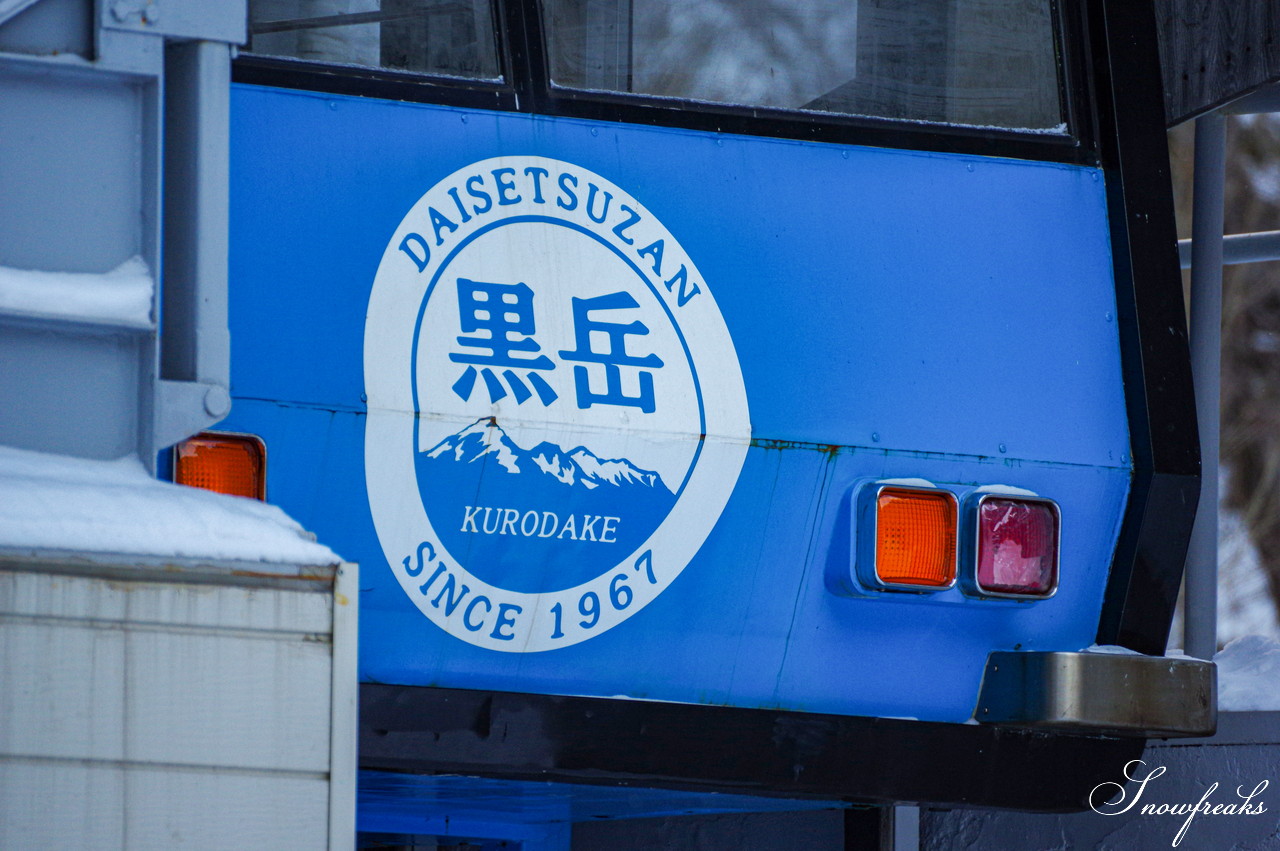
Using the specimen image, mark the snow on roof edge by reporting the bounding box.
[0,257,154,329]
[0,444,341,568]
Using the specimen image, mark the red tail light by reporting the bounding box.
[974,495,1059,598]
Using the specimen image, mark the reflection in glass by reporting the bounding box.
[247,0,500,81]
[544,0,1063,131]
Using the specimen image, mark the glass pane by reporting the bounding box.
[247,0,501,81]
[544,0,1063,132]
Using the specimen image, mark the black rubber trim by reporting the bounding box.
[361,684,1145,812]
[232,57,518,112]
[534,90,1092,164]
[1088,0,1201,654]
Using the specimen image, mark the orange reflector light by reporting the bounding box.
[174,432,266,500]
[874,487,958,589]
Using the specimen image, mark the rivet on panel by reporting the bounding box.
[203,386,232,418]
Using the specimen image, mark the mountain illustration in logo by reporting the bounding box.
[423,417,673,496]
[416,417,679,593]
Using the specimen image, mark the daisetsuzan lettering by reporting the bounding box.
[397,165,702,308]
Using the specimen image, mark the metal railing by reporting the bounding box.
[1179,89,1280,661]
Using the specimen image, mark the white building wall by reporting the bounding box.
[0,561,351,849]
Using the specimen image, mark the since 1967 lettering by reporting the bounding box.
[549,549,657,639]
[406,542,658,643]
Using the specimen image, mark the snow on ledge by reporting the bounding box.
[0,444,340,567]
[1215,635,1280,712]
[1081,643,1145,655]
[1083,644,1197,660]
[0,257,154,329]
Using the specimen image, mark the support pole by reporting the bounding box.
[1179,229,1280,268]
[162,39,232,389]
[153,39,236,452]
[1185,112,1226,661]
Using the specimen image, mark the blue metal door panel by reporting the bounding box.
[228,84,1131,724]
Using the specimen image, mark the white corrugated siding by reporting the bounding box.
[0,566,337,849]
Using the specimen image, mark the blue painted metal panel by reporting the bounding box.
[358,771,844,839]
[227,84,1130,724]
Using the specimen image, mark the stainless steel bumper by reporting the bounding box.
[975,651,1217,737]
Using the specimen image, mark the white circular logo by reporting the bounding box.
[365,156,749,651]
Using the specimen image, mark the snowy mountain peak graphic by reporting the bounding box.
[423,417,672,495]
[424,416,523,473]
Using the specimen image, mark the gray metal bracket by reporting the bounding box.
[155,379,231,451]
[976,651,1217,737]
[102,0,246,45]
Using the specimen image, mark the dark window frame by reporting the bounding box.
[233,0,1099,165]
[235,0,519,111]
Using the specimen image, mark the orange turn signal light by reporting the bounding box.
[173,432,266,501]
[872,486,958,589]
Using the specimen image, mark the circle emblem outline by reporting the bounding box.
[364,155,749,652]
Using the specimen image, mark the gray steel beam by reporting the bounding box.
[1178,230,1280,268]
[156,38,233,449]
[0,1,242,468]
[1185,112,1226,661]
[0,0,44,27]
[1223,79,1280,116]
